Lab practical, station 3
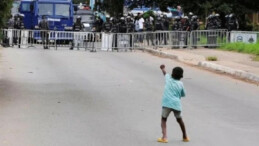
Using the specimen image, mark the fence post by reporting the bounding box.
[55,31,57,50]
[188,31,192,49]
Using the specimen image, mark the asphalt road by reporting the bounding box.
[0,47,259,146]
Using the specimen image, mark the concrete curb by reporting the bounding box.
[142,48,259,83]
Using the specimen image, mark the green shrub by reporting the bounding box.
[206,56,218,61]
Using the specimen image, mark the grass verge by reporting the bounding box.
[220,42,259,55]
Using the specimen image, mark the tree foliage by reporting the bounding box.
[0,0,13,28]
[73,0,89,4]
[101,0,124,17]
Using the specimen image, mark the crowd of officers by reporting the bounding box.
[76,12,201,33]
[205,13,239,31]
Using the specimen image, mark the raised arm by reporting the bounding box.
[160,64,166,76]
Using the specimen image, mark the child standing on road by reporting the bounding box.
[158,64,189,143]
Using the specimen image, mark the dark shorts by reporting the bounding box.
[162,107,182,119]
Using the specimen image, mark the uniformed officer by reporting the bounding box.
[155,16,164,45]
[188,12,194,20]
[162,15,169,31]
[145,17,154,46]
[181,16,190,48]
[94,16,103,32]
[102,16,112,33]
[126,16,134,33]
[126,16,135,49]
[70,16,83,50]
[206,15,213,30]
[39,15,49,49]
[111,18,119,33]
[190,15,200,48]
[13,14,20,46]
[190,15,199,31]
[172,16,182,31]
[214,14,221,29]
[111,18,119,51]
[15,14,25,48]
[182,16,190,31]
[162,15,170,45]
[227,13,239,31]
[119,17,127,33]
[172,16,182,48]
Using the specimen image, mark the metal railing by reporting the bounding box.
[190,29,229,48]
[2,29,257,51]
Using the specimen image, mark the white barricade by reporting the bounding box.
[101,33,113,51]
[20,30,29,48]
[7,29,13,45]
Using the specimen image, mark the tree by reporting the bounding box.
[73,0,89,4]
[0,0,13,28]
[102,0,124,17]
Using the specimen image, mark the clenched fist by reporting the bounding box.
[160,64,165,70]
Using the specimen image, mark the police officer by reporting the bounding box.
[205,15,213,30]
[172,16,182,31]
[94,16,103,32]
[119,17,127,33]
[172,16,182,48]
[102,16,112,33]
[126,16,134,33]
[111,18,119,33]
[70,16,83,50]
[14,14,25,48]
[207,14,221,30]
[182,16,190,31]
[190,15,199,48]
[145,17,154,46]
[214,14,221,29]
[162,15,169,31]
[155,16,163,45]
[162,14,170,45]
[190,15,199,31]
[126,16,135,49]
[181,16,190,48]
[111,17,119,51]
[39,15,49,49]
[227,13,239,31]
[188,12,194,20]
[12,15,19,45]
[206,14,220,48]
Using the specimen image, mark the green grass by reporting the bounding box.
[220,42,259,55]
[196,35,227,45]
[253,56,259,61]
[206,56,218,61]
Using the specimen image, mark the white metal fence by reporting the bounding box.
[2,29,256,51]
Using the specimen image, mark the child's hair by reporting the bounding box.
[171,67,184,80]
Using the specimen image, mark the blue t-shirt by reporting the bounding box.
[162,74,186,111]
